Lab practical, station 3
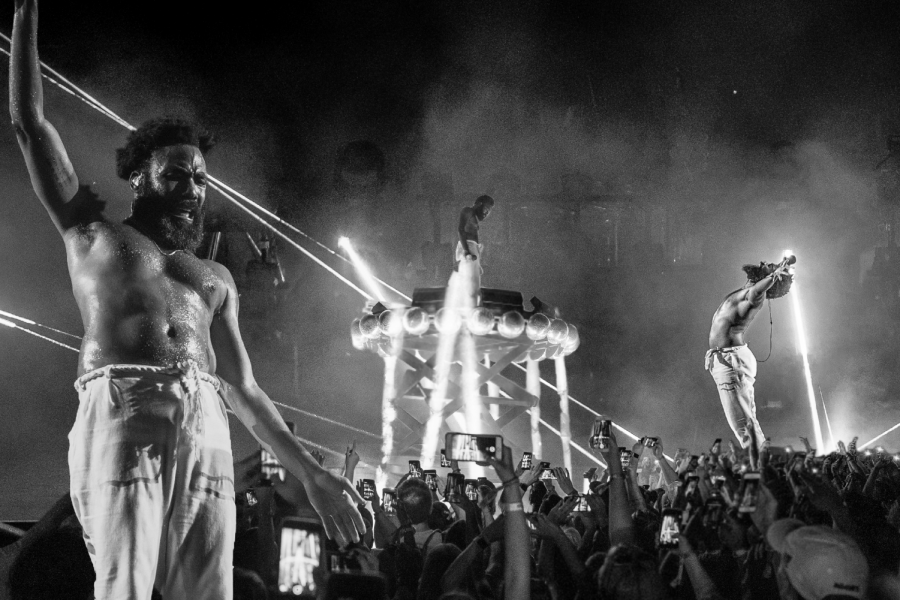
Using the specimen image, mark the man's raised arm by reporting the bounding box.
[10,0,81,235]
[745,270,780,304]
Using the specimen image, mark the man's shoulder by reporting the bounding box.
[202,258,236,286]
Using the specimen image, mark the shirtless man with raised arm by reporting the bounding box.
[707,260,792,456]
[10,2,364,598]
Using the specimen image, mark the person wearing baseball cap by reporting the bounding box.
[766,518,869,600]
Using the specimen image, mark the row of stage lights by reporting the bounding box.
[351,307,581,360]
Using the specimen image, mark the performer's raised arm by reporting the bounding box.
[10,0,81,235]
[744,267,782,305]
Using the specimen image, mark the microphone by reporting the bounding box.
[783,254,797,266]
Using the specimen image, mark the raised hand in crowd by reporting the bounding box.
[342,440,359,480]
[554,466,577,496]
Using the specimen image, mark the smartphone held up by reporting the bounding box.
[739,472,761,513]
[589,417,612,450]
[278,517,325,597]
[659,509,681,549]
[445,432,503,465]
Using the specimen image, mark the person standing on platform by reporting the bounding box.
[454,194,493,305]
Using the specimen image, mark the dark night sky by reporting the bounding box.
[2,0,900,517]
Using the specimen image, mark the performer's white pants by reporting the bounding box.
[454,240,483,304]
[705,345,766,449]
[69,363,235,600]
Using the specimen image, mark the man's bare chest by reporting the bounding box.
[68,226,226,312]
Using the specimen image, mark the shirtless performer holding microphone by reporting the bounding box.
[707,255,794,460]
[10,2,364,598]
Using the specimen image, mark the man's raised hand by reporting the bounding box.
[307,469,366,547]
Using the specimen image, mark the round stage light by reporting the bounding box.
[378,309,403,337]
[360,313,381,339]
[525,313,551,340]
[546,318,569,345]
[435,307,462,334]
[350,318,365,350]
[402,307,430,336]
[498,311,526,338]
[467,307,495,335]
[562,325,580,355]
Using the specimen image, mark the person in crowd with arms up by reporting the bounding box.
[9,1,364,598]
[707,258,793,461]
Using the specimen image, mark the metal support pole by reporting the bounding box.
[555,355,572,475]
[527,358,542,457]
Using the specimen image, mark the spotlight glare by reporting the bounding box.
[338,236,350,249]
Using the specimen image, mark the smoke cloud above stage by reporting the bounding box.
[1,0,900,517]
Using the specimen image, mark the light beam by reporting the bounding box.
[860,421,900,450]
[789,276,825,451]
[339,237,386,302]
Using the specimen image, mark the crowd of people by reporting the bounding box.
[4,423,900,599]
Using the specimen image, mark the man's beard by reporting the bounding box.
[131,191,205,253]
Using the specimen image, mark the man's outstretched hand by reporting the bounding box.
[307,468,367,547]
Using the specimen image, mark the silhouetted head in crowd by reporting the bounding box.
[8,523,94,600]
[596,544,668,600]
[417,543,461,600]
[427,501,454,531]
[397,478,432,526]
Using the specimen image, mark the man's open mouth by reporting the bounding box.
[168,206,197,223]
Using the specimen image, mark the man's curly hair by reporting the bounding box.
[114,117,215,180]
[742,261,793,299]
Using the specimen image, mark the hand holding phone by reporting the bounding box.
[539,461,556,480]
[260,447,286,484]
[738,472,761,513]
[658,509,681,548]
[278,517,325,596]
[359,479,376,501]
[589,417,611,450]
[520,451,533,470]
[423,470,438,491]
[382,488,397,516]
[445,432,503,465]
